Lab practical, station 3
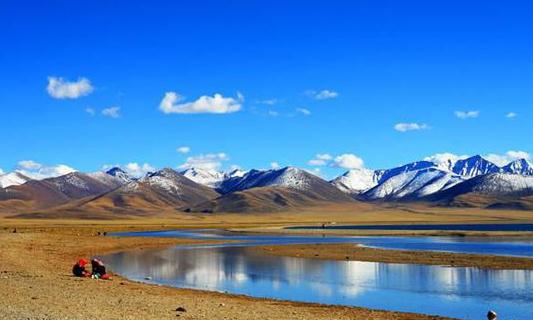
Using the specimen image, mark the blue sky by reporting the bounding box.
[0,1,531,178]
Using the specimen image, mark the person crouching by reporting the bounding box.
[91,258,110,280]
[72,259,90,277]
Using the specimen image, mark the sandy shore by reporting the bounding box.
[0,222,451,320]
[260,243,533,270]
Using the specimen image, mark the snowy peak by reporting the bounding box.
[331,168,384,194]
[451,155,500,178]
[226,168,246,178]
[181,167,225,188]
[138,168,208,197]
[380,161,435,181]
[364,167,464,200]
[105,167,133,183]
[225,166,314,193]
[0,172,31,188]
[502,159,533,176]
[468,173,533,195]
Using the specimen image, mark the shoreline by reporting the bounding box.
[0,221,451,320]
[259,243,533,270]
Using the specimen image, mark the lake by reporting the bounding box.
[103,229,533,320]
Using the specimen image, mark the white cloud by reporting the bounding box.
[424,153,469,168]
[18,160,42,170]
[270,162,281,169]
[455,110,479,119]
[85,107,95,116]
[124,162,155,177]
[16,160,76,179]
[332,154,364,170]
[506,112,517,119]
[0,168,4,175]
[394,122,429,132]
[308,153,333,166]
[307,89,339,100]
[485,150,531,166]
[47,76,93,99]
[267,110,279,117]
[159,92,242,114]
[102,106,120,118]
[179,153,229,171]
[177,146,191,154]
[296,108,311,116]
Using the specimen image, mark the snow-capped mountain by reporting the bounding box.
[330,168,384,194]
[502,159,533,176]
[139,168,194,197]
[428,173,533,202]
[222,167,314,192]
[451,155,500,178]
[379,161,436,182]
[181,167,226,188]
[89,169,132,189]
[0,172,31,188]
[47,172,120,199]
[333,155,528,201]
[105,167,134,183]
[86,168,220,211]
[364,167,464,200]
[181,167,247,189]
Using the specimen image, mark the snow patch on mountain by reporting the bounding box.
[364,168,464,200]
[225,167,311,192]
[49,173,92,193]
[502,159,533,176]
[181,167,225,188]
[140,169,186,197]
[466,173,533,195]
[105,167,133,183]
[0,172,31,188]
[451,155,500,178]
[331,168,384,194]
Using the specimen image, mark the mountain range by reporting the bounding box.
[1,155,532,216]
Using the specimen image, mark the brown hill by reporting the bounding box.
[188,184,355,213]
[0,172,124,214]
[69,168,220,215]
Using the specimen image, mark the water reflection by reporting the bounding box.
[103,245,533,319]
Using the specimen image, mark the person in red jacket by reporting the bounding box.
[72,259,90,277]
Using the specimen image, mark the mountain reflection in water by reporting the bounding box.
[103,245,533,320]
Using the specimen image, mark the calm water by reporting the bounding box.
[103,229,533,319]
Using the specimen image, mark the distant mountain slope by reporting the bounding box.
[424,173,533,208]
[451,155,500,178]
[220,167,343,194]
[0,172,120,211]
[0,172,32,188]
[502,159,533,175]
[77,168,220,213]
[330,168,384,194]
[189,167,354,213]
[181,167,246,189]
[363,168,464,200]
